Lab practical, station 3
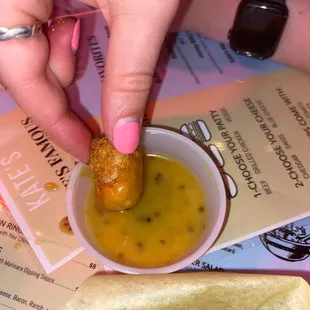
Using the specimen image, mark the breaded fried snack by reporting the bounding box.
[89,137,143,211]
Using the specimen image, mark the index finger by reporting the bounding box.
[7,68,92,163]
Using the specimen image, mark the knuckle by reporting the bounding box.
[33,106,69,131]
[45,109,69,131]
[110,72,154,95]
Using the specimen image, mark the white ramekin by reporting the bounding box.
[66,127,226,274]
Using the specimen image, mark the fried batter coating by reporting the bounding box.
[89,137,143,211]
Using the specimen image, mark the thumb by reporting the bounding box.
[101,0,179,154]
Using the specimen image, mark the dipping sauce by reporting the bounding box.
[44,182,59,192]
[86,154,207,268]
[59,216,73,235]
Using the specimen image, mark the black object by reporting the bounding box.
[228,0,289,59]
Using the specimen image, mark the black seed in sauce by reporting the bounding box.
[137,242,144,249]
[154,173,163,184]
[136,216,152,223]
[198,206,205,213]
[160,240,166,245]
[187,226,195,233]
[154,212,161,217]
[178,185,185,190]
[202,224,206,229]
[118,253,124,260]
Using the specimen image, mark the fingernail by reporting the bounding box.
[47,19,53,28]
[71,19,81,55]
[113,120,140,154]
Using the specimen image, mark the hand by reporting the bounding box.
[0,0,179,164]
[81,0,180,154]
[0,1,91,162]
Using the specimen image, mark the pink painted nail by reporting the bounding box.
[71,19,81,55]
[47,19,53,28]
[113,121,140,154]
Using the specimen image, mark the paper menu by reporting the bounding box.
[0,108,83,274]
[0,198,102,310]
[147,68,310,251]
[186,216,310,282]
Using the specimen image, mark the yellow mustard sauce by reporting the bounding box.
[44,182,59,192]
[87,154,207,268]
[14,242,23,249]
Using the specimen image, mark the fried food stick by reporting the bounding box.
[89,137,143,211]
